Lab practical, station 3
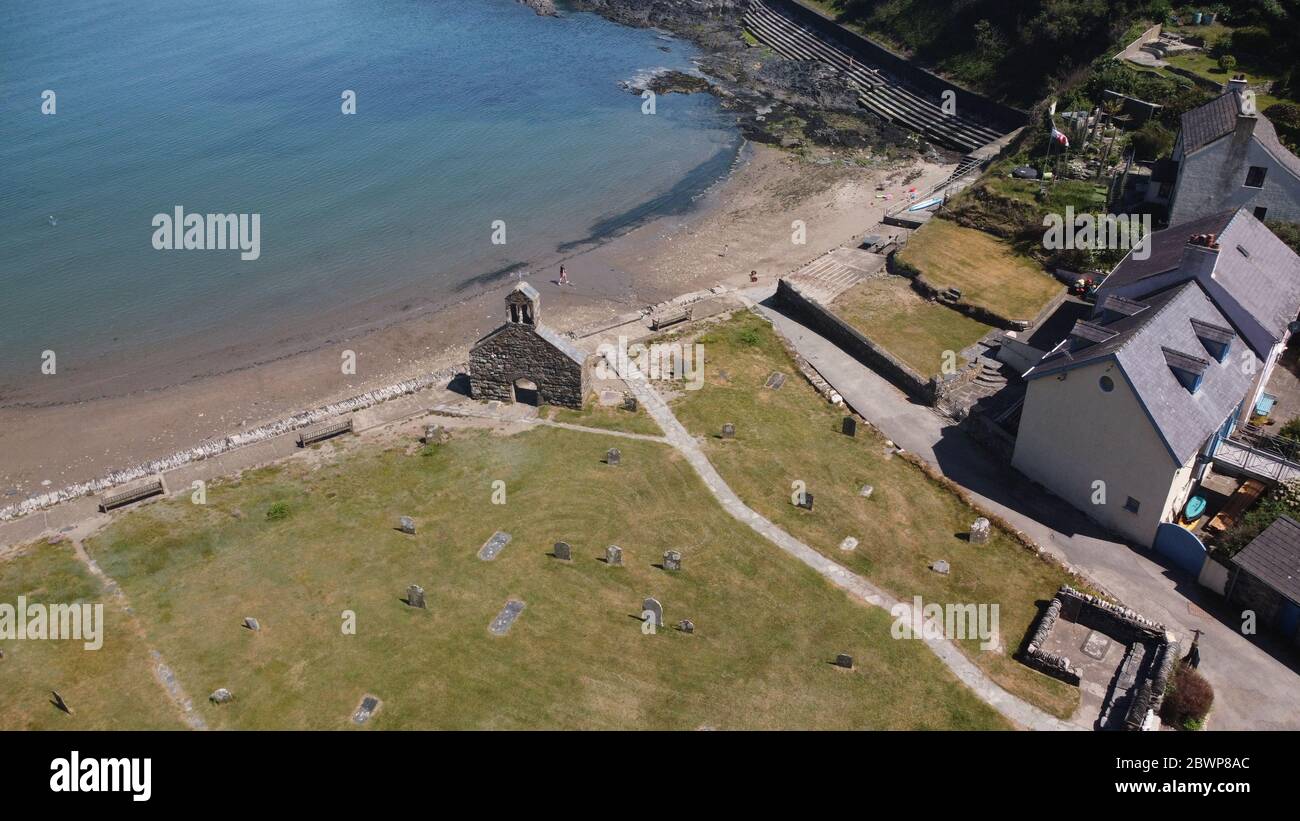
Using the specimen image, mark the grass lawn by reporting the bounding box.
[18,424,1015,730]
[546,398,662,437]
[1162,50,1283,110]
[830,276,991,375]
[0,543,183,730]
[672,313,1081,719]
[896,219,1062,321]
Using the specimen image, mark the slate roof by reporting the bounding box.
[1097,209,1300,357]
[1026,281,1259,464]
[1179,89,1300,178]
[1233,515,1300,606]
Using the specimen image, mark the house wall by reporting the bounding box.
[469,324,588,409]
[1169,127,1300,224]
[1012,359,1182,546]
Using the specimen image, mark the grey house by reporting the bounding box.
[1228,515,1300,649]
[469,282,590,409]
[1013,209,1300,547]
[1166,77,1300,225]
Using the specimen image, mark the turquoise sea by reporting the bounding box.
[0,0,739,390]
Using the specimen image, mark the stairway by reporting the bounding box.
[786,250,877,304]
[744,0,1006,153]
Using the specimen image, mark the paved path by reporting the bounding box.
[754,298,1300,730]
[615,355,1077,731]
[430,403,669,444]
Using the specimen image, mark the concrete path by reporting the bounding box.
[755,299,1300,730]
[616,356,1078,731]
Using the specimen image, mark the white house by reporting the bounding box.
[1166,77,1300,225]
[1012,209,1300,546]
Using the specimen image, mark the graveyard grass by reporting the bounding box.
[545,399,662,437]
[20,426,1016,730]
[831,277,990,375]
[894,218,1062,321]
[0,543,183,729]
[672,312,1081,720]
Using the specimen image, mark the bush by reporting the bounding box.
[1265,219,1300,255]
[266,501,291,521]
[1227,26,1271,57]
[1216,477,1300,558]
[1264,103,1300,154]
[1130,121,1174,160]
[1162,666,1214,727]
[1217,54,1237,72]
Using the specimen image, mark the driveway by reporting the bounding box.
[752,293,1300,730]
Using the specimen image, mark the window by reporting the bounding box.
[1124,497,1141,514]
[1254,206,1268,221]
[1099,375,1115,392]
[1244,166,1267,188]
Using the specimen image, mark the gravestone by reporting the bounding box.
[841,417,857,437]
[839,537,858,552]
[242,617,261,632]
[969,517,991,544]
[406,584,426,608]
[477,530,512,561]
[796,492,814,511]
[489,599,526,636]
[209,688,233,704]
[721,423,736,440]
[677,619,695,634]
[352,694,382,724]
[642,597,664,628]
[606,448,621,466]
[423,425,449,444]
[51,690,73,714]
[662,550,682,571]
[398,516,416,535]
[553,541,572,561]
[622,394,638,412]
[605,545,623,566]
[859,485,874,498]
[930,560,950,575]
[834,654,854,669]
[765,371,787,390]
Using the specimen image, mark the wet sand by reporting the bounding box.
[0,144,954,505]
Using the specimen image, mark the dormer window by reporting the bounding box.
[1189,317,1234,362]
[1163,347,1210,393]
[1068,319,1118,351]
[1097,294,1148,324]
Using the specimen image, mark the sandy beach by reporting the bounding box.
[0,143,953,506]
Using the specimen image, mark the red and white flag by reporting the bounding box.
[1051,126,1070,147]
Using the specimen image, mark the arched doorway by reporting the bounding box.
[512,377,539,406]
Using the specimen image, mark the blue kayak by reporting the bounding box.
[1184,495,1207,522]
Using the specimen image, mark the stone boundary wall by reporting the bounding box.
[774,278,937,404]
[777,0,1027,133]
[1023,596,1084,684]
[1112,23,1162,61]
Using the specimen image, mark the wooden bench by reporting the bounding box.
[1204,479,1267,535]
[99,478,164,512]
[650,305,692,330]
[298,417,354,447]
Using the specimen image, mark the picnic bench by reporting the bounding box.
[1203,479,1267,536]
[99,477,164,512]
[650,304,692,331]
[297,417,354,447]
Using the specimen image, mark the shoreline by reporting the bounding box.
[0,144,953,516]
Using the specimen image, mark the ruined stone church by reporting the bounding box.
[469,282,590,409]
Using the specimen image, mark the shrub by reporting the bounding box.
[1130,120,1174,160]
[1216,478,1300,558]
[1265,219,1300,255]
[1217,54,1237,72]
[1161,666,1214,727]
[266,501,291,521]
[1227,26,1271,57]
[1264,103,1300,154]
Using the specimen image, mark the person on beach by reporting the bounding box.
[558,265,570,286]
[750,269,758,283]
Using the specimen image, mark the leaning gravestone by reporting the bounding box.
[553,541,572,561]
[242,617,261,632]
[677,619,695,634]
[423,425,449,444]
[969,517,991,544]
[721,423,736,439]
[859,485,874,498]
[796,492,815,511]
[489,599,526,636]
[662,550,682,571]
[606,448,621,466]
[605,545,624,566]
[352,694,382,724]
[210,688,233,704]
[834,654,854,669]
[839,537,858,552]
[841,417,857,437]
[642,597,664,628]
[398,516,416,535]
[765,371,787,391]
[477,531,512,561]
[622,394,638,412]
[930,560,950,576]
[406,584,426,608]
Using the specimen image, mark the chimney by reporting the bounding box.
[1227,74,1249,94]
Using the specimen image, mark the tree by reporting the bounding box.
[1218,53,1237,72]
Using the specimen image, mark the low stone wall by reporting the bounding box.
[774,278,936,404]
[1023,596,1084,685]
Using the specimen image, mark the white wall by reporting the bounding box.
[1170,125,1300,224]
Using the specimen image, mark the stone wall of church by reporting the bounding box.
[470,324,588,409]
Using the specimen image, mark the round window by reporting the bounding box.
[1099,375,1115,393]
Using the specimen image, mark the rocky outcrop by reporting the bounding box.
[517,0,557,15]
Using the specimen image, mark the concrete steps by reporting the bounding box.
[785,248,882,304]
[744,0,1006,152]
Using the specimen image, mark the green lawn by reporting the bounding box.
[895,219,1062,321]
[6,424,1014,730]
[673,313,1081,719]
[0,542,183,730]
[546,398,662,437]
[831,276,991,376]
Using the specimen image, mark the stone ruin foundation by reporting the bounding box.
[1021,585,1179,730]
